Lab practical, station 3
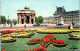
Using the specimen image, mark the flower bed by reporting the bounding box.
[1,37,16,43]
[2,32,35,38]
[1,30,35,43]
[36,29,72,34]
[69,33,80,40]
[72,29,80,32]
[1,30,16,34]
[27,34,67,50]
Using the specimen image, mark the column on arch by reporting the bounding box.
[17,14,19,24]
[23,14,26,24]
[29,15,31,24]
[33,15,35,24]
[19,14,21,24]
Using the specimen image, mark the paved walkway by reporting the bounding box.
[1,24,74,30]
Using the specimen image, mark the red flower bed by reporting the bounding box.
[1,30,25,34]
[45,34,53,38]
[1,34,66,51]
[15,30,24,32]
[51,39,64,44]
[27,34,66,51]
[1,30,16,34]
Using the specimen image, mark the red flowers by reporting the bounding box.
[45,34,53,38]
[0,49,6,51]
[1,30,25,34]
[51,39,64,44]
[29,34,64,44]
[1,30,16,34]
[24,47,47,51]
[27,34,65,51]
[15,30,24,32]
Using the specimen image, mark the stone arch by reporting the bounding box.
[26,16,29,24]
[21,19,24,24]
[31,19,33,24]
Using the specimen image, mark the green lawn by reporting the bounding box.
[1,32,80,51]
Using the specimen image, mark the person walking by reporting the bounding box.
[70,23,73,29]
[24,23,26,29]
[68,24,70,29]
[10,23,12,27]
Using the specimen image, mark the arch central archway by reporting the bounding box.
[31,19,33,24]
[26,16,29,24]
[21,19,24,24]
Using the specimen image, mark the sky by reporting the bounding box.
[1,0,79,20]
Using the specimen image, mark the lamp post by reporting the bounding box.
[8,16,9,25]
[72,12,74,25]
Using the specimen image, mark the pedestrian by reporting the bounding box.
[10,23,12,27]
[68,24,70,29]
[70,23,73,29]
[24,23,26,29]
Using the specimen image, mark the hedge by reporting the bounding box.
[69,37,80,40]
[1,39,16,43]
[53,42,67,47]
[37,31,72,34]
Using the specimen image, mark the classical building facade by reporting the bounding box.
[43,16,54,24]
[53,6,79,25]
[17,7,35,24]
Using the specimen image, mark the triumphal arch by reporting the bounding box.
[17,7,35,24]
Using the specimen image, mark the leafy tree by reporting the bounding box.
[35,17,38,23]
[7,19,12,24]
[12,19,17,25]
[35,17,40,26]
[0,15,6,24]
[37,16,43,24]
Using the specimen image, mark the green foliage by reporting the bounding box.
[37,16,43,24]
[12,19,17,25]
[35,17,38,23]
[0,15,6,24]
[7,19,12,24]
[34,17,40,26]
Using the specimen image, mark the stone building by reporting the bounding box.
[43,16,54,24]
[17,7,35,24]
[53,6,79,25]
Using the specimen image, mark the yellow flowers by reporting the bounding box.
[2,32,31,38]
[1,30,35,43]
[1,37,14,40]
[71,29,80,32]
[37,29,72,34]
[71,33,80,37]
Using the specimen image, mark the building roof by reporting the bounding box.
[17,9,35,14]
[66,10,79,14]
[53,6,79,16]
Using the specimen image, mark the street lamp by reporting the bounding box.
[8,16,9,25]
[72,12,74,25]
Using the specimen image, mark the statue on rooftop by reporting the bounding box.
[24,6,30,9]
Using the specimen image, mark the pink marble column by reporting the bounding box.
[24,15,25,24]
[19,14,21,24]
[17,14,19,24]
[29,16,31,24]
[33,16,35,24]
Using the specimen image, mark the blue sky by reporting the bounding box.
[1,0,79,20]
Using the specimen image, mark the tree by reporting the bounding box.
[35,17,38,23]
[37,16,43,24]
[0,15,6,24]
[7,19,12,24]
[35,17,40,26]
[12,19,17,25]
